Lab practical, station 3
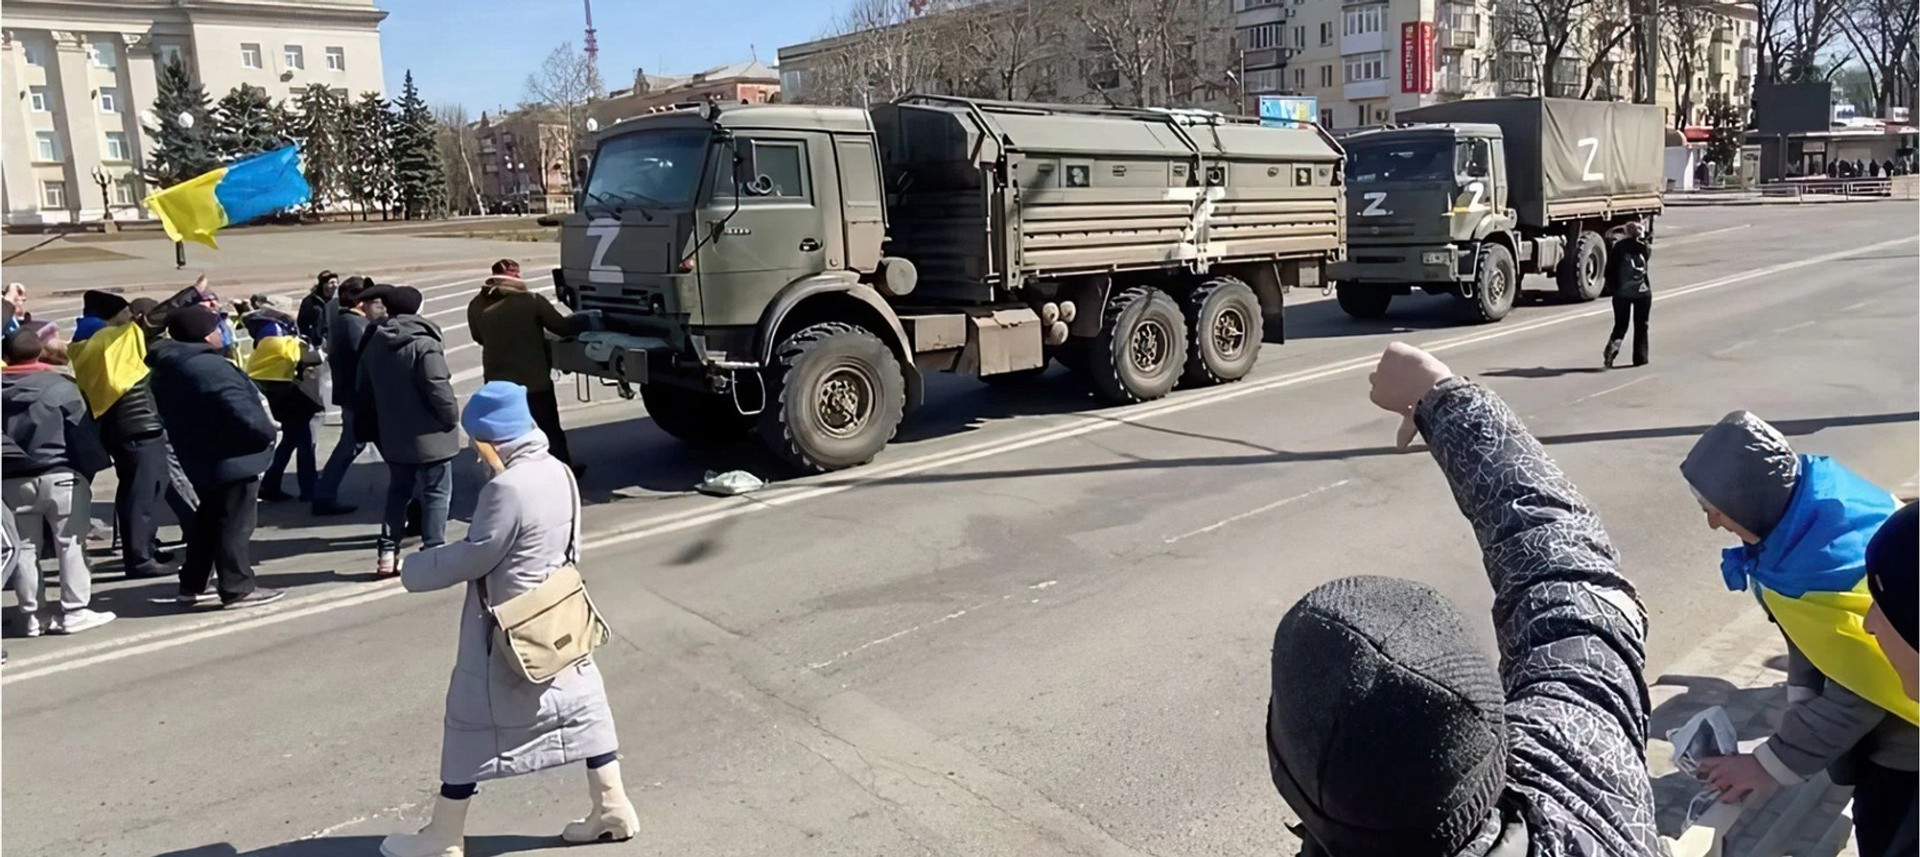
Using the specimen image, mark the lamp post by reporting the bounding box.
[90,164,116,233]
[173,110,194,268]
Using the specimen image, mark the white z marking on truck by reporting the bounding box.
[586,219,622,284]
[1577,137,1604,182]
[1464,181,1487,212]
[1360,191,1391,217]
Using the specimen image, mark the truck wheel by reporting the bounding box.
[641,383,755,444]
[1556,231,1606,302]
[1090,286,1186,404]
[1181,277,1263,386]
[760,322,905,472]
[1336,284,1393,319]
[1462,243,1517,323]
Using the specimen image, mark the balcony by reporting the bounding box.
[1439,28,1477,50]
[1344,78,1389,100]
[1436,71,1470,94]
[1243,47,1295,70]
[1498,77,1537,96]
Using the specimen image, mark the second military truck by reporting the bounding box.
[552,96,1344,472]
[1329,97,1664,323]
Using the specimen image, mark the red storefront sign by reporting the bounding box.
[1401,21,1435,94]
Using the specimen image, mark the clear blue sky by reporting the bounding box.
[379,0,842,113]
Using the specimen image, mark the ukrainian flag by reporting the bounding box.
[144,145,311,249]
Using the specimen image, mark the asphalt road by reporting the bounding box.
[3,202,1916,857]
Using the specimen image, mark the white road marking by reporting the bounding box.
[5,235,1912,684]
[1710,338,1759,357]
[1570,374,1657,405]
[1656,223,1751,246]
[1164,480,1352,544]
[1774,320,1816,333]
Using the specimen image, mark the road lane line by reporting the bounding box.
[5,235,1911,684]
[1570,374,1657,405]
[1164,479,1352,544]
[1655,223,1751,246]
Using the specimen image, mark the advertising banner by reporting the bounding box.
[1259,95,1320,127]
[1401,22,1435,94]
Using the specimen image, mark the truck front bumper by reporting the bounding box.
[1329,244,1464,284]
[551,332,675,386]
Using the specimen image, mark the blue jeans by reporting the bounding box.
[312,407,365,505]
[379,459,451,553]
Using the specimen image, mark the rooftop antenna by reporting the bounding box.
[582,0,603,97]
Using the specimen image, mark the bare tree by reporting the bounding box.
[1659,0,1716,125]
[1755,0,1844,82]
[433,103,483,215]
[941,0,1072,100]
[523,41,596,156]
[1069,0,1233,108]
[1835,0,1918,115]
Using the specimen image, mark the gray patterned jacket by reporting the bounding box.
[1417,378,1667,857]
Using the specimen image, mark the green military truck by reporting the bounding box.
[1328,97,1664,323]
[551,96,1344,472]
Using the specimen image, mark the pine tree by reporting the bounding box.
[289,85,347,212]
[343,91,397,220]
[144,56,217,188]
[213,84,288,160]
[390,72,447,219]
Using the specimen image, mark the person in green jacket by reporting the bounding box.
[466,259,589,469]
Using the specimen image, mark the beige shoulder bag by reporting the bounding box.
[477,464,609,683]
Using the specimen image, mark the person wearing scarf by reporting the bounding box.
[1681,411,1916,857]
[241,296,324,503]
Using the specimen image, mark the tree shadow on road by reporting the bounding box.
[153,835,554,856]
[1482,366,1611,379]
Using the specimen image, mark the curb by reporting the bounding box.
[41,252,560,299]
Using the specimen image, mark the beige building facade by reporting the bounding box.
[1,0,386,227]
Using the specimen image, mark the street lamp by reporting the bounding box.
[89,165,116,233]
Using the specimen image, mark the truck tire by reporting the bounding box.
[641,383,756,444]
[1336,284,1393,319]
[1462,243,1517,323]
[1556,231,1607,302]
[1090,285,1186,404]
[1181,277,1263,386]
[759,322,906,472]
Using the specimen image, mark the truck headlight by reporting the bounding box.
[1422,251,1450,265]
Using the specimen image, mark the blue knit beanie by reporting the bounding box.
[461,381,536,443]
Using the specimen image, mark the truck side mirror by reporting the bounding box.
[734,138,759,191]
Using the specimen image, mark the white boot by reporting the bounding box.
[561,761,640,844]
[380,795,468,857]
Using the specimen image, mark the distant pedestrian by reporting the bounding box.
[1680,412,1916,857]
[243,296,325,503]
[310,277,378,516]
[146,305,284,610]
[298,270,338,346]
[468,259,589,469]
[1603,220,1652,368]
[379,381,637,857]
[355,286,458,577]
[1870,159,1883,178]
[2,326,117,635]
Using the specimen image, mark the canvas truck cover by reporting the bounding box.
[1398,98,1664,226]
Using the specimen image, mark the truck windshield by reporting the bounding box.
[584,129,709,210]
[1345,138,1455,183]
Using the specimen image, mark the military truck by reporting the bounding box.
[550,96,1344,472]
[1328,97,1664,323]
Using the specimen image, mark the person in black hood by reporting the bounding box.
[146,305,284,610]
[354,285,459,577]
[310,276,379,516]
[1603,220,1653,369]
[1267,343,1660,857]
[298,270,338,346]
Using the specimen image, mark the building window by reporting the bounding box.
[28,86,49,112]
[241,43,262,69]
[1245,68,1286,93]
[325,46,345,71]
[1321,64,1335,87]
[22,42,45,66]
[88,38,117,69]
[284,45,304,70]
[41,181,67,209]
[1320,22,1334,45]
[35,131,62,162]
[99,87,120,114]
[104,131,131,161]
[1344,4,1386,37]
[1239,23,1284,51]
[159,44,184,70]
[1345,51,1387,82]
[1240,0,1282,7]
[112,178,137,206]
[1320,108,1334,126]
[1294,67,1306,89]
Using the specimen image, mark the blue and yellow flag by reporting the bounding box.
[144,145,311,249]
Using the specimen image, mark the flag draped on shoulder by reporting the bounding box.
[144,145,310,249]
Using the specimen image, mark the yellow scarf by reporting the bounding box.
[245,335,302,382]
[69,322,149,417]
[1762,582,1920,725]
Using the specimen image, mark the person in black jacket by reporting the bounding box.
[146,305,284,610]
[2,327,117,636]
[1266,342,1660,857]
[310,277,380,516]
[354,285,459,577]
[73,295,191,579]
[1604,220,1653,369]
[298,270,338,346]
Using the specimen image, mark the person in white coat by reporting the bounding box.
[380,381,638,857]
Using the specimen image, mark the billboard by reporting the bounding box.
[1259,95,1320,127]
[1401,22,1435,94]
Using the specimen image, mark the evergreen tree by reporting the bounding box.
[289,85,347,211]
[343,91,397,220]
[144,56,217,188]
[212,84,288,160]
[1703,93,1745,170]
[390,72,447,219]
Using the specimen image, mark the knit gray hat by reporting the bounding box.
[1680,411,1800,539]
[1268,576,1508,857]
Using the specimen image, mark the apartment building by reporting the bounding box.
[1,0,386,226]
[589,60,780,130]
[473,109,573,215]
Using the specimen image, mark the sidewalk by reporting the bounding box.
[1649,607,1859,857]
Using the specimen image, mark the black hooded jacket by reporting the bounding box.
[145,339,276,486]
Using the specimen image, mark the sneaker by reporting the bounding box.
[176,581,218,607]
[124,564,172,580]
[259,485,294,502]
[18,613,43,638]
[52,608,117,635]
[311,501,359,517]
[223,588,286,609]
[375,550,399,578]
[1602,339,1621,369]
